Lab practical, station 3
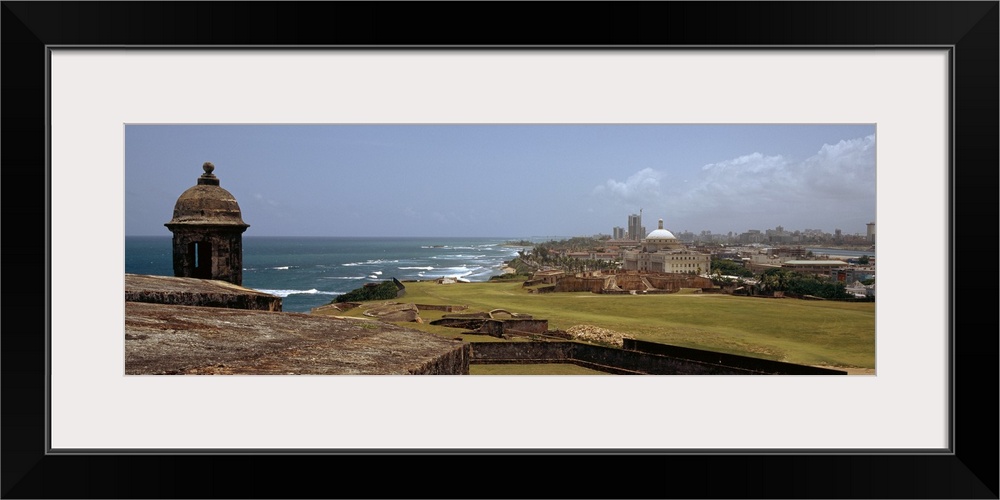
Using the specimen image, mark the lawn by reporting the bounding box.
[316,280,876,370]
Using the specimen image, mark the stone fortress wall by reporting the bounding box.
[543,270,714,294]
[470,340,845,375]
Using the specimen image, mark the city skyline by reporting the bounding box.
[611,214,875,241]
[125,124,876,238]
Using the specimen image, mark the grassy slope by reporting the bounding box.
[321,281,876,369]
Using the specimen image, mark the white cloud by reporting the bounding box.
[594,135,876,232]
[592,167,663,206]
[677,134,876,230]
[253,193,280,207]
[800,135,877,198]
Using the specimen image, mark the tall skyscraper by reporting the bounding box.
[866,222,876,244]
[628,212,642,240]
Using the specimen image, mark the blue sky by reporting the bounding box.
[125,124,876,238]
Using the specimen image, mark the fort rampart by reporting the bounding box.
[541,270,715,294]
[125,274,282,311]
[553,275,607,293]
[469,341,846,375]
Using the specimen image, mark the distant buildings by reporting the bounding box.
[600,211,877,295]
[739,229,764,244]
[622,218,711,274]
[781,260,851,276]
[627,212,644,241]
[598,211,876,291]
[671,224,876,247]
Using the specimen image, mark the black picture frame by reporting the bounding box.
[3,2,997,498]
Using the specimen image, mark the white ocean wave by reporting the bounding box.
[416,268,454,275]
[467,268,496,277]
[442,266,472,272]
[271,266,291,270]
[256,288,340,298]
[321,276,365,280]
[420,267,478,279]
[399,266,434,270]
[343,259,399,267]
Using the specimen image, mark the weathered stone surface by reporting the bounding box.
[545,270,713,294]
[566,324,631,348]
[429,317,549,338]
[475,319,548,337]
[125,302,468,375]
[362,302,421,322]
[470,341,847,375]
[166,163,247,226]
[430,317,487,330]
[311,302,361,314]
[413,304,468,313]
[164,164,249,285]
[125,273,282,311]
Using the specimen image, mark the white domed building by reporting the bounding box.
[622,218,711,275]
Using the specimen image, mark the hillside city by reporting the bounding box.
[501,213,876,301]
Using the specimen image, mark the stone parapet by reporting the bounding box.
[125,273,282,311]
[126,302,469,375]
[469,341,847,375]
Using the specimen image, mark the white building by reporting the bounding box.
[621,219,711,274]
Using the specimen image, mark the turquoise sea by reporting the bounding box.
[125,236,535,313]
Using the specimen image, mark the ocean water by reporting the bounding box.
[125,236,533,313]
[805,247,876,258]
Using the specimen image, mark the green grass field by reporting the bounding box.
[317,281,876,370]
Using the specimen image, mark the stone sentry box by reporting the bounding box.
[164,162,249,285]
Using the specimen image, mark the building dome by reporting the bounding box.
[645,219,676,241]
[166,162,248,227]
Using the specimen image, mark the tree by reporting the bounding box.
[757,268,854,299]
[758,269,791,292]
[711,258,755,278]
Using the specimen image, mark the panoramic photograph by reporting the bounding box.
[124,124,876,375]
